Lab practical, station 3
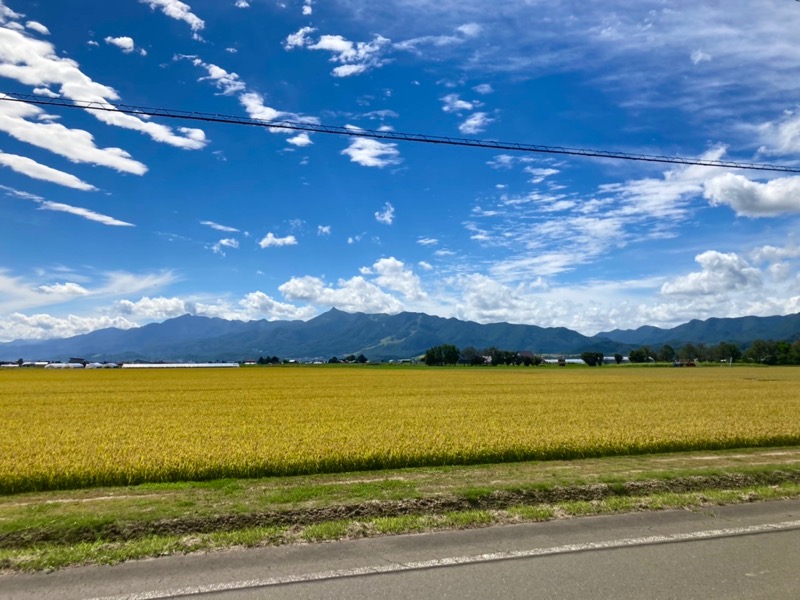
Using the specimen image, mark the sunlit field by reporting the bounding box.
[2,366,799,493]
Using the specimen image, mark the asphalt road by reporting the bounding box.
[2,499,799,600]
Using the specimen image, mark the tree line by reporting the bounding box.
[425,338,800,367]
[626,339,800,365]
[423,345,545,366]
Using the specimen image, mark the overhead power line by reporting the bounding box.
[2,91,799,174]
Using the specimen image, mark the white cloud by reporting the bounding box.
[0,313,138,342]
[239,91,317,125]
[291,32,391,77]
[31,86,59,98]
[418,261,433,271]
[317,225,331,236]
[525,167,560,184]
[690,49,711,65]
[116,296,192,319]
[287,132,312,147]
[211,238,239,255]
[25,20,50,35]
[661,251,762,296]
[104,36,136,54]
[0,26,207,149]
[459,112,493,134]
[37,200,134,227]
[140,0,205,38]
[0,150,97,190]
[456,23,482,37]
[342,138,401,168]
[302,0,313,16]
[441,93,473,113]
[756,110,800,155]
[284,26,316,49]
[38,282,89,295]
[369,257,425,300]
[375,201,395,225]
[235,0,250,7]
[279,275,405,314]
[473,83,493,95]
[417,237,438,246]
[258,232,298,248]
[704,173,800,217]
[178,55,246,95]
[0,100,148,175]
[201,220,239,232]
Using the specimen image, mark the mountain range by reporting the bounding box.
[2,309,800,363]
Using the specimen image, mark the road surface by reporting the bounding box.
[2,499,799,600]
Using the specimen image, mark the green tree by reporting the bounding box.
[580,352,604,366]
[628,347,652,363]
[614,353,623,365]
[356,354,368,364]
[424,344,460,366]
[328,356,340,364]
[657,345,675,363]
[460,346,485,366]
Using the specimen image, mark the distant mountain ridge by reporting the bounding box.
[2,309,799,362]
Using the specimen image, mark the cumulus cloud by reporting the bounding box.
[375,201,395,225]
[342,138,401,167]
[104,36,146,55]
[417,237,438,246]
[287,132,312,147]
[704,173,800,217]
[259,232,298,248]
[0,150,97,190]
[285,28,391,77]
[279,275,404,314]
[661,251,762,296]
[459,112,493,134]
[235,0,250,7]
[140,0,204,39]
[441,94,473,113]
[369,257,426,300]
[176,55,245,95]
[0,313,138,342]
[38,282,89,295]
[116,295,192,319]
[317,225,331,236]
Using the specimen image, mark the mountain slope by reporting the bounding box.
[2,310,799,362]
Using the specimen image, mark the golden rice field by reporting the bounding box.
[2,366,800,493]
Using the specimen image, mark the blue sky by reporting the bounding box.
[2,0,800,341]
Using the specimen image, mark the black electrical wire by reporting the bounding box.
[2,92,798,173]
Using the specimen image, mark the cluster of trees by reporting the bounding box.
[256,356,282,364]
[328,354,368,364]
[423,345,544,367]
[742,339,800,365]
[626,342,743,364]
[625,339,800,365]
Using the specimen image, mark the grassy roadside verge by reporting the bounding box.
[2,446,799,572]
